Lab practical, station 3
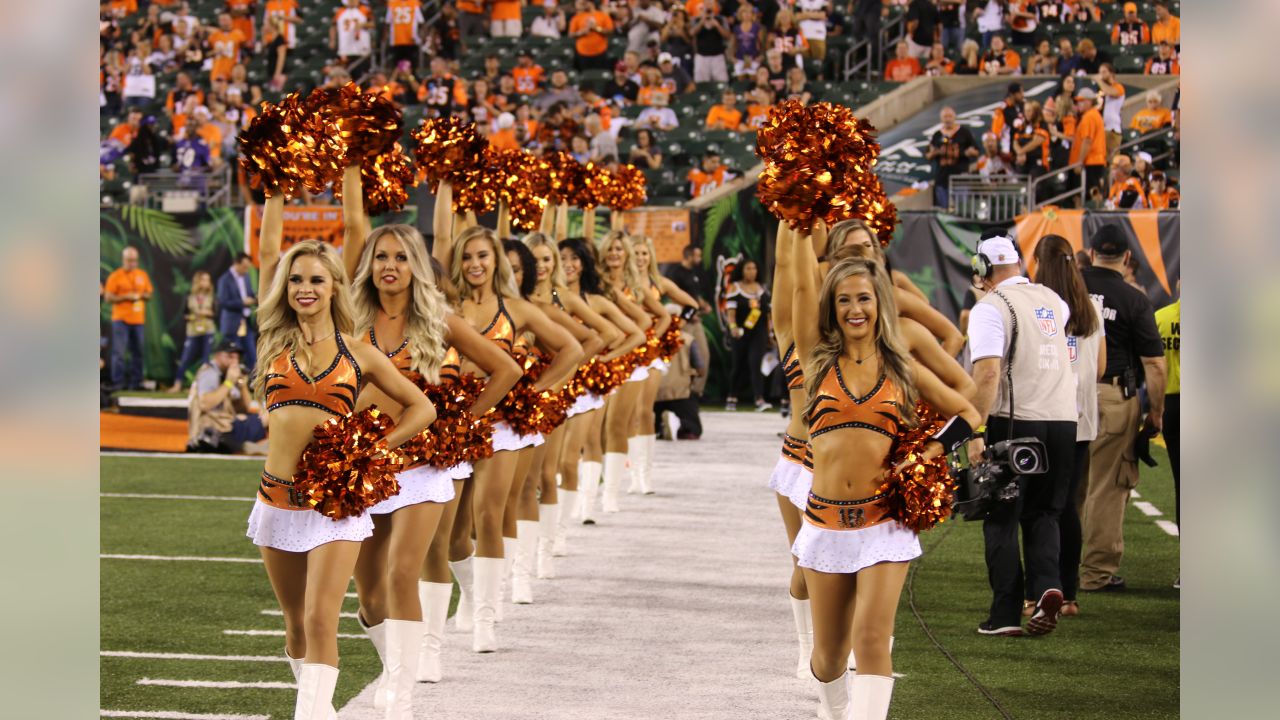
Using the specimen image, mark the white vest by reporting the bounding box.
[979,283,1077,423]
[1069,299,1104,441]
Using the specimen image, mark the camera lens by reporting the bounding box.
[1011,446,1037,472]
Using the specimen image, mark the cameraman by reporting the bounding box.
[1079,226,1166,592]
[189,339,268,454]
[966,235,1078,637]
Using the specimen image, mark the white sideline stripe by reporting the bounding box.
[101,707,270,712]
[102,493,253,503]
[1130,490,1141,498]
[102,554,262,564]
[1133,501,1163,517]
[224,629,367,640]
[101,451,260,461]
[103,651,285,663]
[1156,520,1180,537]
[117,396,191,408]
[138,678,295,690]
[260,609,359,620]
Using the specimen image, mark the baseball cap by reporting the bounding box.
[1135,150,1153,165]
[977,236,1020,266]
[1074,87,1097,101]
[214,338,244,355]
[658,52,674,64]
[1090,225,1130,256]
[1123,2,1138,13]
[497,112,515,129]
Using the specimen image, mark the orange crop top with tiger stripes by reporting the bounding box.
[440,346,462,383]
[264,333,362,416]
[370,327,411,373]
[482,296,517,355]
[782,343,804,390]
[807,364,902,440]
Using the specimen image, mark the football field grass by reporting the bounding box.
[101,448,1178,719]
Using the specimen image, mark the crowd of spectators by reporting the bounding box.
[102,0,1180,204]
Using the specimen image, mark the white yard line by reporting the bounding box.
[102,493,253,502]
[137,678,294,690]
[1156,520,1180,537]
[101,451,261,461]
[260,609,358,620]
[100,707,270,712]
[1133,501,1163,517]
[223,629,366,640]
[102,651,285,663]
[101,554,262,564]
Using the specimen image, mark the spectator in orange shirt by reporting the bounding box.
[926,42,956,76]
[207,13,247,81]
[1071,87,1108,200]
[884,41,922,83]
[513,51,546,96]
[1105,154,1147,209]
[1111,2,1150,47]
[688,151,735,199]
[490,112,522,150]
[107,0,138,19]
[1144,41,1180,76]
[490,0,523,38]
[980,34,1021,76]
[227,0,257,45]
[165,72,204,117]
[570,0,616,71]
[742,85,775,131]
[103,246,154,390]
[107,108,145,150]
[456,0,487,39]
[705,89,744,131]
[1151,0,1180,46]
[1147,170,1179,210]
[385,0,424,66]
[1130,90,1173,133]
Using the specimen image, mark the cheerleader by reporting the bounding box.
[594,230,671,513]
[337,169,521,702]
[782,226,980,720]
[246,196,436,720]
[556,238,647,525]
[435,207,583,652]
[628,234,699,495]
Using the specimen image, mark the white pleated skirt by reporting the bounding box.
[491,420,545,452]
[567,392,605,418]
[246,502,374,553]
[768,456,813,510]
[791,520,921,575]
[647,358,669,373]
[368,464,463,515]
[627,365,650,383]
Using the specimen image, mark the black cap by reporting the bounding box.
[1090,225,1130,256]
[214,338,245,355]
[1007,82,1023,96]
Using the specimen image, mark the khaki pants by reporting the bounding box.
[1079,383,1141,589]
[688,316,710,397]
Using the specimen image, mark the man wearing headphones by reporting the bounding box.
[967,233,1079,637]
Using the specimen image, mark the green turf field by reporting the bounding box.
[101,450,1178,719]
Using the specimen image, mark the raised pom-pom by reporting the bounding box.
[412,116,489,190]
[332,142,418,216]
[239,93,344,199]
[328,83,402,166]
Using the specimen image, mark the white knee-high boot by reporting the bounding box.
[416,581,452,683]
[536,505,558,577]
[512,519,538,603]
[294,664,340,720]
[449,558,473,632]
[790,596,813,680]
[285,651,335,720]
[850,674,894,720]
[579,461,602,523]
[626,437,644,494]
[601,452,626,513]
[382,619,423,720]
[471,556,503,652]
[498,537,516,621]
[553,490,574,554]
[814,669,849,720]
[357,613,390,710]
[638,434,656,494]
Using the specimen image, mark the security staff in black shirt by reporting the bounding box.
[1078,225,1167,592]
[663,243,713,397]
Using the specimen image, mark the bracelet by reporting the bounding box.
[223,380,235,389]
[975,424,987,436]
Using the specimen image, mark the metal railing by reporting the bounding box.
[947,174,1032,222]
[137,165,233,211]
[1030,126,1178,209]
[842,13,907,81]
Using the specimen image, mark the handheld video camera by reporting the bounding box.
[952,437,1048,521]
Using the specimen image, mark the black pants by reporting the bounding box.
[1025,439,1089,602]
[983,417,1077,627]
[727,332,767,402]
[654,397,702,438]
[1164,394,1179,527]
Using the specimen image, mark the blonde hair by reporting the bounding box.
[802,257,918,426]
[628,233,663,286]
[450,226,519,301]
[253,240,356,399]
[351,224,450,383]
[593,229,644,301]
[522,231,567,290]
[827,218,877,257]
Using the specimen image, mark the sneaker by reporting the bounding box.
[1082,575,1127,593]
[755,400,773,412]
[977,621,1023,637]
[1173,577,1180,590]
[1025,589,1064,636]
[724,398,737,412]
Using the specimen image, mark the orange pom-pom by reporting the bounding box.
[544,151,586,206]
[877,403,956,533]
[239,93,344,199]
[332,142,418,216]
[327,83,402,165]
[293,407,407,520]
[412,116,489,189]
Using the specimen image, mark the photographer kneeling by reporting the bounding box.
[966,235,1077,637]
[188,339,268,455]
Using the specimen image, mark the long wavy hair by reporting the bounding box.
[1033,234,1099,338]
[503,238,538,298]
[351,224,450,383]
[559,237,604,296]
[803,257,918,427]
[523,231,567,291]
[629,233,663,287]
[253,240,356,400]
[450,226,519,301]
[593,229,644,301]
[828,218,893,271]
